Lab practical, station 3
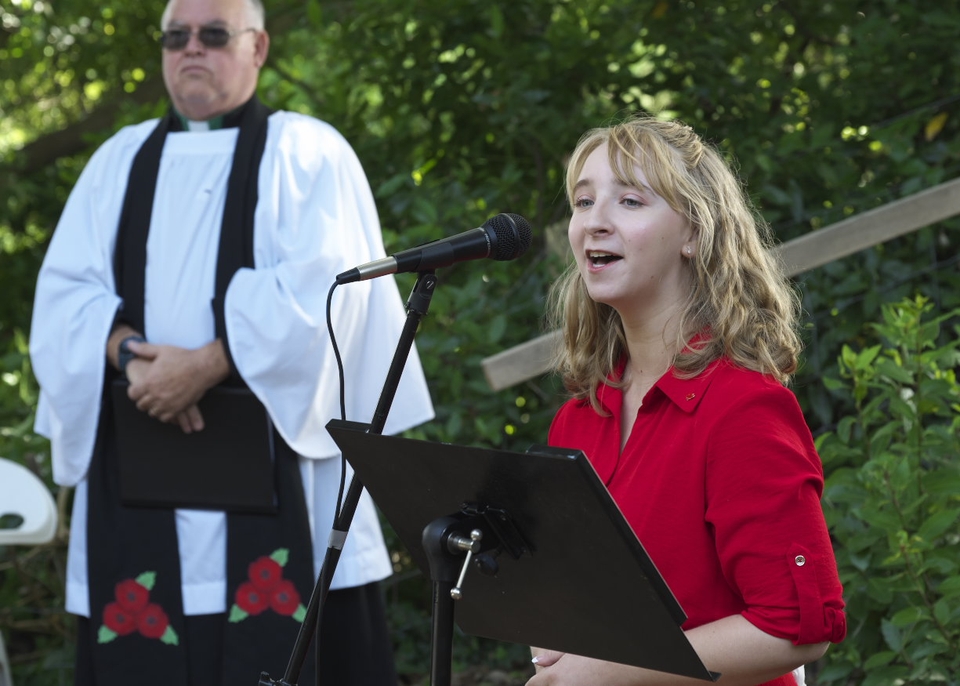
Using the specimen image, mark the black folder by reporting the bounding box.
[111,379,277,513]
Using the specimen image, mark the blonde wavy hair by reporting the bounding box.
[548,115,802,410]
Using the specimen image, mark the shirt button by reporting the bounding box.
[795,555,806,566]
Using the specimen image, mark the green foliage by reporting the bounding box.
[0,329,70,683]
[817,296,960,685]
[2,0,960,683]
[0,539,72,685]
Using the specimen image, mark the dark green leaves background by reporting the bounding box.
[2,1,958,683]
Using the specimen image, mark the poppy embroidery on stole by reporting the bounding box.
[98,573,179,645]
[229,548,307,623]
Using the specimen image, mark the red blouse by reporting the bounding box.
[549,359,845,679]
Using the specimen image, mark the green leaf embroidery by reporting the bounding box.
[292,604,307,623]
[228,605,249,623]
[160,626,179,646]
[136,571,157,590]
[270,548,290,567]
[97,626,118,644]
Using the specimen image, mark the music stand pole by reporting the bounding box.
[422,515,485,686]
[423,517,458,686]
[263,271,439,686]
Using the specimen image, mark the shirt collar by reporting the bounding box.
[596,354,724,416]
[176,112,227,131]
[173,101,248,132]
[654,361,722,413]
[596,372,624,417]
[654,330,719,413]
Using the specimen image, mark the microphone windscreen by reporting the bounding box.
[486,213,533,261]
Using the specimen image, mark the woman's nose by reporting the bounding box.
[582,205,612,235]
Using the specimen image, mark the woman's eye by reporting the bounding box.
[574,197,593,208]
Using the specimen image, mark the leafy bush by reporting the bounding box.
[816,296,960,685]
[0,336,72,685]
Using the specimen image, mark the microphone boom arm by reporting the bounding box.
[335,214,530,285]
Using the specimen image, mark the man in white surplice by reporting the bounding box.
[29,0,434,683]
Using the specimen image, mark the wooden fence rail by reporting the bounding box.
[481,176,960,391]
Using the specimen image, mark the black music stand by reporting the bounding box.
[326,419,718,685]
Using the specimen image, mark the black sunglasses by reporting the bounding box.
[159,26,256,51]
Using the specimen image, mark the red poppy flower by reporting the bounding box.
[269,579,301,616]
[235,581,270,615]
[114,579,150,613]
[137,603,170,639]
[103,601,139,636]
[248,556,283,591]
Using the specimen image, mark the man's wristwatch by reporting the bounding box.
[117,335,146,375]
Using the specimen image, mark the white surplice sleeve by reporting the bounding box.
[30,122,158,487]
[225,112,434,458]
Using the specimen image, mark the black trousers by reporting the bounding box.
[75,581,398,686]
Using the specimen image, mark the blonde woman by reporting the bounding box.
[529,117,845,686]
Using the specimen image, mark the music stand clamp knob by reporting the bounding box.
[448,529,483,600]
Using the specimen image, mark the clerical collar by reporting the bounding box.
[173,103,248,132]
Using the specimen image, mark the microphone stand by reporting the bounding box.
[261,270,439,686]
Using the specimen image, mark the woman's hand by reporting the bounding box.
[529,653,647,685]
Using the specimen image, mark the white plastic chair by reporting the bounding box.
[0,457,58,686]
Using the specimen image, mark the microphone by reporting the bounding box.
[336,213,532,284]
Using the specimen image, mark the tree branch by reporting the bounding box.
[2,77,168,178]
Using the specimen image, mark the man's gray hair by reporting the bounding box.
[161,0,266,30]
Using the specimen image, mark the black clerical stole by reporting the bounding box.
[85,98,317,686]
